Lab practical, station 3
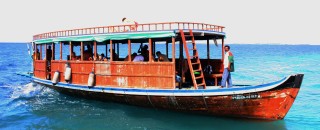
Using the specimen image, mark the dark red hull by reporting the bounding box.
[34,74,303,120]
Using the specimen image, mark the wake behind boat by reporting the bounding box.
[31,22,303,120]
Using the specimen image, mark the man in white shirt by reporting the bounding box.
[221,45,234,88]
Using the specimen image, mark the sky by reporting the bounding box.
[0,0,319,45]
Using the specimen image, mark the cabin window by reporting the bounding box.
[54,42,60,60]
[82,41,93,61]
[96,42,107,61]
[45,44,53,61]
[41,44,45,60]
[72,42,81,61]
[209,39,222,59]
[175,41,180,60]
[153,41,173,62]
[118,43,128,61]
[62,42,70,60]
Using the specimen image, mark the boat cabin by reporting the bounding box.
[32,22,226,89]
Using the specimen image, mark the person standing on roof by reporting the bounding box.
[122,17,138,31]
[221,45,235,88]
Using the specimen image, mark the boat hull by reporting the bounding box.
[33,74,303,120]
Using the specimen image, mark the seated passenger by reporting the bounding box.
[99,53,107,61]
[83,51,93,61]
[156,51,169,62]
[109,49,119,61]
[138,45,149,61]
[71,52,77,60]
[132,55,144,62]
[124,53,137,61]
[33,49,40,60]
[93,53,100,61]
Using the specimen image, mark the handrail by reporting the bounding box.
[33,22,225,40]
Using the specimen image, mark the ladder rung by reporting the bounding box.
[194,69,202,72]
[186,42,194,44]
[192,62,200,65]
[189,48,197,50]
[195,76,203,80]
[197,83,206,86]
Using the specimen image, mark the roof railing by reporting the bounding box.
[33,22,225,40]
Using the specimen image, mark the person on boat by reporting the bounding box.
[221,45,234,88]
[109,49,119,61]
[99,53,107,61]
[46,46,52,61]
[122,17,138,31]
[33,48,40,60]
[71,52,77,60]
[124,53,137,61]
[85,45,93,56]
[83,45,93,60]
[156,51,169,62]
[132,55,144,62]
[138,45,149,61]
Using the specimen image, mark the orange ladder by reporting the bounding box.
[179,29,206,89]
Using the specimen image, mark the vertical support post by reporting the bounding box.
[94,41,97,59]
[60,42,62,60]
[222,38,225,60]
[117,43,119,57]
[52,43,55,60]
[166,41,168,56]
[172,37,175,62]
[179,40,184,88]
[128,39,131,61]
[45,44,47,79]
[153,41,156,56]
[69,41,72,60]
[148,38,152,62]
[40,44,42,60]
[110,40,113,61]
[105,41,108,59]
[81,41,84,61]
[207,39,210,60]
[45,44,47,60]
[172,38,176,89]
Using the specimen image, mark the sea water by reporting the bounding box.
[0,43,319,130]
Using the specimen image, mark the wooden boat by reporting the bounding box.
[31,22,303,120]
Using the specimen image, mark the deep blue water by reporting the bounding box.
[0,43,319,130]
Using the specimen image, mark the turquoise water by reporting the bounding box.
[0,43,319,130]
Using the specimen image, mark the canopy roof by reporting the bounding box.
[34,31,176,44]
